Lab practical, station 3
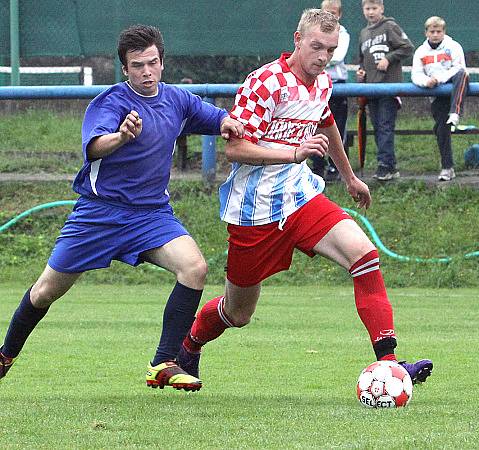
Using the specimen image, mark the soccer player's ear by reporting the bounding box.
[293,31,302,49]
[122,66,128,77]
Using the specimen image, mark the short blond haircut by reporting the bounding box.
[362,0,383,5]
[425,16,446,30]
[321,0,342,13]
[297,8,339,35]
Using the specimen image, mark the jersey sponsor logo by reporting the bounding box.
[264,118,318,146]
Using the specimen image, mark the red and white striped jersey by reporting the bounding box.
[220,53,335,226]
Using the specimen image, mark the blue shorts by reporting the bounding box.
[48,197,189,273]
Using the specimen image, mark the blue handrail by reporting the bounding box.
[0,82,478,99]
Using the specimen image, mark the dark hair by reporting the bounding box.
[117,24,164,66]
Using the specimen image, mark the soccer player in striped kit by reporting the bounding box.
[177,9,433,386]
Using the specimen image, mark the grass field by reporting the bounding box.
[0,284,478,449]
[0,110,478,175]
[1,179,478,288]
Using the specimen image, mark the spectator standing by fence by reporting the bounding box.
[411,16,469,182]
[311,0,350,182]
[356,0,414,181]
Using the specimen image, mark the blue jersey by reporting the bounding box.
[73,82,227,208]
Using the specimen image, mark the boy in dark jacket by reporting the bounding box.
[356,0,413,181]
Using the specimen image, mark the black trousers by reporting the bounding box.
[431,69,469,169]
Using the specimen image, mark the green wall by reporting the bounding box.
[1,0,478,60]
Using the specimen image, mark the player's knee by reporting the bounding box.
[181,257,208,285]
[30,280,62,307]
[347,240,377,268]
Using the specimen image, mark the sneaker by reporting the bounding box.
[438,168,456,181]
[399,359,433,384]
[176,344,201,378]
[446,113,460,127]
[146,361,202,391]
[374,165,400,181]
[325,167,341,183]
[0,349,17,381]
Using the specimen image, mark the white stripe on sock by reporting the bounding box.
[350,257,380,275]
[351,265,380,278]
[217,296,234,328]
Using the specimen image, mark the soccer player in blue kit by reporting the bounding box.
[0,25,243,392]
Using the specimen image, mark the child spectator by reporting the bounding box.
[311,0,350,182]
[356,0,413,181]
[411,16,469,181]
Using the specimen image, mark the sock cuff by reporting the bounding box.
[217,296,235,328]
[23,287,49,313]
[174,281,203,295]
[350,249,380,278]
[373,337,397,360]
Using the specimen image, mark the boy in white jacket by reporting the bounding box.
[411,16,469,181]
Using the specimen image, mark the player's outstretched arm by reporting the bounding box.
[87,110,142,160]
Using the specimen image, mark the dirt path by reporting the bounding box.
[1,169,478,187]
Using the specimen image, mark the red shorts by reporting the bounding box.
[226,194,352,287]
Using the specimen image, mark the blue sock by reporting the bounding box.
[2,288,49,358]
[152,282,202,366]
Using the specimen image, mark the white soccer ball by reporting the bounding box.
[357,360,413,408]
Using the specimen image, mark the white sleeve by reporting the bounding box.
[411,50,430,87]
[329,27,350,66]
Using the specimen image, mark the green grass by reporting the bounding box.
[1,179,478,288]
[0,109,477,174]
[0,284,478,449]
[0,110,83,173]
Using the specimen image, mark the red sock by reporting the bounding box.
[350,250,396,346]
[183,296,233,353]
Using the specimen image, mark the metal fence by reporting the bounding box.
[1,0,479,85]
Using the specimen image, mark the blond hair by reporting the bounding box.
[321,0,342,13]
[297,8,339,35]
[425,16,446,30]
[362,0,383,5]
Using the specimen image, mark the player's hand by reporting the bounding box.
[356,68,366,82]
[220,117,244,140]
[119,110,142,142]
[346,176,372,210]
[426,77,438,88]
[295,134,329,162]
[376,58,390,72]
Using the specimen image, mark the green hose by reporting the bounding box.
[0,201,477,263]
[0,200,76,233]
[342,208,478,263]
